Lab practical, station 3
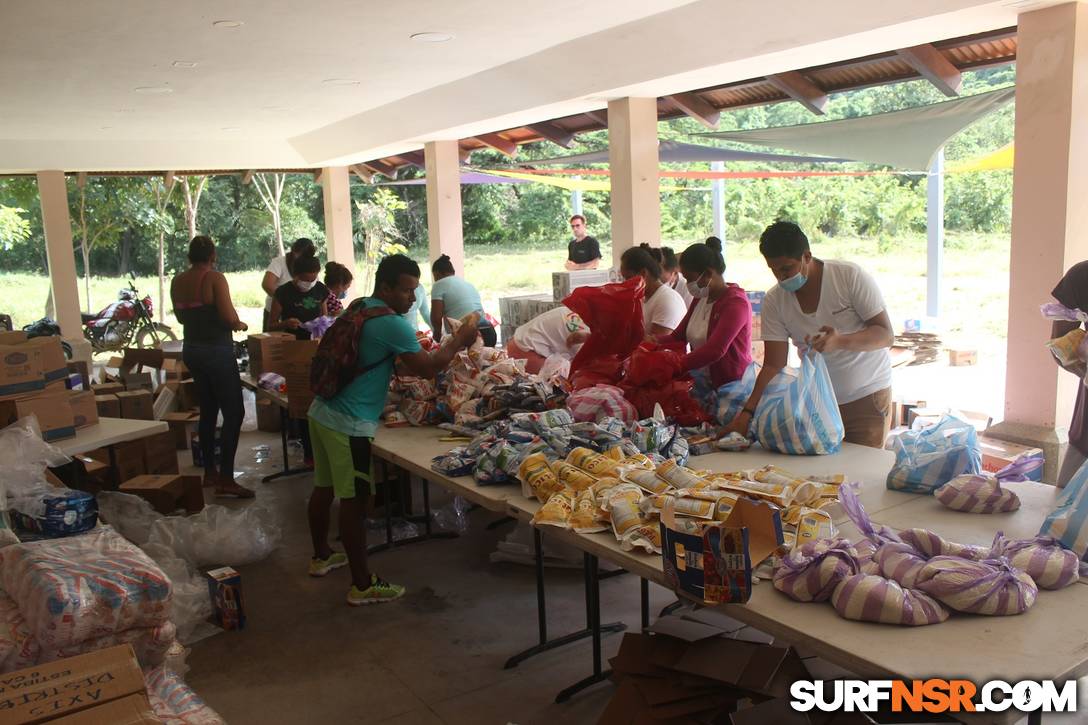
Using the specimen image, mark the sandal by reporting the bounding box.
[215,480,256,499]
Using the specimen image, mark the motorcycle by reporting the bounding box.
[82,280,176,353]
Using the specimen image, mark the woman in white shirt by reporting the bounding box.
[621,245,687,336]
[260,238,315,331]
[506,306,589,374]
[656,246,694,307]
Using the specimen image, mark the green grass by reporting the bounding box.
[4,233,1010,356]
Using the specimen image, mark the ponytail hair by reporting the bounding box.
[622,246,663,280]
[680,240,725,276]
[659,246,679,271]
[432,254,456,277]
[285,237,316,275]
[324,261,353,288]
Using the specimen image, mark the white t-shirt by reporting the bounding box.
[762,259,891,404]
[513,306,589,358]
[642,284,687,335]
[670,273,694,306]
[264,256,290,311]
[686,298,714,351]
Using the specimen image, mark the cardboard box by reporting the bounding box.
[177,379,199,411]
[95,394,121,419]
[75,454,109,481]
[948,348,977,366]
[162,358,188,380]
[552,269,612,302]
[121,347,164,372]
[69,390,99,429]
[142,431,178,475]
[92,382,125,395]
[978,435,1045,480]
[120,371,154,392]
[66,361,91,391]
[0,342,45,400]
[163,410,200,449]
[0,331,27,345]
[282,339,318,418]
[119,474,185,514]
[0,391,77,442]
[256,398,281,432]
[0,644,148,725]
[207,567,245,630]
[246,332,293,376]
[660,497,784,604]
[116,390,154,420]
[22,336,67,384]
[113,440,147,485]
[52,694,159,724]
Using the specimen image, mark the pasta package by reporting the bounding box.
[796,508,835,547]
[532,491,574,529]
[566,447,621,477]
[915,556,1037,615]
[618,466,674,495]
[874,542,928,589]
[554,462,598,492]
[990,534,1080,590]
[773,537,859,602]
[570,489,608,534]
[831,574,949,626]
[519,453,564,503]
[934,474,1021,514]
[655,460,706,489]
[621,524,662,554]
[608,485,646,538]
[640,495,715,520]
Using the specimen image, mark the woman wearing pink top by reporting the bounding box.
[660,238,752,388]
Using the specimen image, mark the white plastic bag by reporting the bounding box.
[145,503,282,567]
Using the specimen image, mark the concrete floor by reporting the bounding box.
[183,429,677,725]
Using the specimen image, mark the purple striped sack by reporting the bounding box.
[896,528,989,561]
[933,459,1041,514]
[831,574,949,626]
[915,556,1038,615]
[990,533,1080,590]
[773,538,860,602]
[839,483,902,546]
[874,542,928,589]
[853,537,881,575]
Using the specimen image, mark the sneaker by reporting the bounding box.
[347,575,405,606]
[308,552,348,577]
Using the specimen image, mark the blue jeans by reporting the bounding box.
[183,342,242,476]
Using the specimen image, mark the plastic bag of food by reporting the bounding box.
[896,528,988,561]
[608,485,646,538]
[654,460,706,489]
[873,542,928,589]
[753,354,844,456]
[38,620,177,668]
[989,533,1080,590]
[713,361,759,428]
[0,592,38,672]
[11,489,98,539]
[518,453,563,503]
[1038,457,1088,560]
[831,574,949,626]
[886,416,981,494]
[532,491,574,529]
[566,447,621,477]
[567,385,638,424]
[145,664,227,725]
[570,489,608,534]
[565,277,645,383]
[934,457,1041,514]
[554,462,597,492]
[625,344,685,388]
[774,538,859,602]
[915,556,1037,615]
[144,503,282,567]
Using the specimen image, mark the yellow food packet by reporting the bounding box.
[807,473,846,485]
[554,461,598,492]
[621,454,656,470]
[712,497,738,521]
[532,491,574,528]
[713,478,792,507]
[566,447,621,477]
[795,507,836,545]
[519,453,564,503]
[811,483,842,500]
[641,494,715,520]
[570,489,608,533]
[608,485,646,537]
[621,524,663,554]
[603,446,626,461]
[655,459,707,489]
[780,504,805,527]
[752,465,806,488]
[618,466,674,495]
[1048,328,1087,367]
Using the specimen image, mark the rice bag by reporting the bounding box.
[0,527,172,650]
[831,574,949,626]
[532,491,574,529]
[566,447,621,477]
[654,460,706,489]
[519,453,564,503]
[915,556,1037,615]
[896,528,989,561]
[990,533,1080,590]
[935,474,1021,514]
[0,592,37,672]
[773,538,859,602]
[554,462,597,492]
[145,665,226,725]
[570,489,608,534]
[608,485,646,537]
[38,620,177,668]
[874,542,928,589]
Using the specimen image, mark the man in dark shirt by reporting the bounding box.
[565,214,601,270]
[1052,260,1088,486]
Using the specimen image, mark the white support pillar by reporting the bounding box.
[571,183,583,217]
[987,2,1088,482]
[711,161,725,250]
[424,141,465,275]
[321,166,357,297]
[608,97,660,268]
[36,171,81,337]
[926,149,944,319]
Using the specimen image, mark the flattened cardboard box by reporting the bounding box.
[0,644,147,725]
[51,693,159,724]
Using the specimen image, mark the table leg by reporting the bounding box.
[261,407,313,483]
[554,553,615,703]
[367,460,458,556]
[505,531,626,670]
[1027,713,1042,725]
[641,578,650,631]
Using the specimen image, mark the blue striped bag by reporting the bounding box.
[753,353,844,455]
[1039,457,1088,560]
[886,416,981,494]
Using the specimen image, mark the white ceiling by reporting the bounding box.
[0,0,1037,172]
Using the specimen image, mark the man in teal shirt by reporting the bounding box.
[307,254,478,606]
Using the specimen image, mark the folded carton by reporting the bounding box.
[247,332,293,376]
[116,390,154,420]
[0,342,45,400]
[22,337,67,385]
[68,390,99,429]
[92,382,125,395]
[163,410,200,449]
[207,567,245,630]
[660,497,784,604]
[95,394,121,419]
[978,435,1044,480]
[119,474,192,514]
[0,644,148,725]
[0,391,77,442]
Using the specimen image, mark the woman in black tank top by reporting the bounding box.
[170,236,254,499]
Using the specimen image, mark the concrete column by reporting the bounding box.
[424,141,465,275]
[321,166,357,297]
[988,2,1088,482]
[608,97,660,268]
[926,149,944,319]
[36,171,81,337]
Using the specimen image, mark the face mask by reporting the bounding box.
[337,291,347,300]
[296,280,316,292]
[779,261,808,293]
[687,274,710,299]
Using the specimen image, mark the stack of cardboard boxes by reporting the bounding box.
[0,331,82,442]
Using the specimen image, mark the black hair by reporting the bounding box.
[640,243,664,268]
[285,237,316,275]
[705,236,723,252]
[758,221,810,259]
[292,255,321,276]
[680,241,726,276]
[659,246,679,271]
[432,254,456,277]
[188,235,215,264]
[624,246,662,280]
[324,261,353,288]
[375,254,421,292]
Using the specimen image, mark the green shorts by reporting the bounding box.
[308,416,375,499]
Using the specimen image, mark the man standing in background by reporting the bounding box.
[565,215,601,270]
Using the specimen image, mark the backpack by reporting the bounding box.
[310,299,397,400]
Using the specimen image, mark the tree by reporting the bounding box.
[252,173,286,257]
[355,188,408,293]
[180,175,208,240]
[149,177,177,322]
[0,205,30,248]
[73,176,122,312]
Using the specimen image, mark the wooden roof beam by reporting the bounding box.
[766,71,828,115]
[363,160,398,178]
[313,169,324,185]
[527,121,575,148]
[350,164,373,183]
[76,172,87,189]
[458,146,472,163]
[397,150,425,168]
[583,109,608,127]
[474,132,518,157]
[897,43,962,97]
[665,91,720,129]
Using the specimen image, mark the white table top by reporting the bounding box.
[57,417,168,456]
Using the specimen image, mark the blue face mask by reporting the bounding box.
[337,291,347,300]
[780,272,807,293]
